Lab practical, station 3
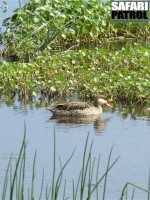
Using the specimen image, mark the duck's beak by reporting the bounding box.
[105,102,113,108]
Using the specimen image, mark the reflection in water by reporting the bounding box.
[93,117,112,134]
[0,94,150,199]
[49,115,112,134]
[0,93,149,118]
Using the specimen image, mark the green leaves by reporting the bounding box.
[0,43,149,104]
[3,0,150,61]
[50,86,56,92]
[1,1,8,13]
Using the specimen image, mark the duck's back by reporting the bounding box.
[50,102,102,116]
[56,102,91,110]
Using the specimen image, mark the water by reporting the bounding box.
[0,96,149,199]
[0,0,29,32]
[0,1,150,199]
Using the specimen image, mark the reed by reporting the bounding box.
[1,125,27,200]
[120,181,150,200]
[1,126,150,199]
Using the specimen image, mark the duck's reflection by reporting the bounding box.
[49,115,112,134]
[93,117,112,134]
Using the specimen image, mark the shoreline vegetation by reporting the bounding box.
[0,1,150,198]
[2,127,150,200]
[0,0,150,105]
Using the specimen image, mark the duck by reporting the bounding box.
[49,96,112,116]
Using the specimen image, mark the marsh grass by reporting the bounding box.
[1,126,150,199]
[0,44,149,106]
[1,0,149,107]
[2,0,150,60]
[120,181,150,200]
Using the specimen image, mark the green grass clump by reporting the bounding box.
[2,126,150,199]
[1,126,120,199]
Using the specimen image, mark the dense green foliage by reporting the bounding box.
[0,43,150,104]
[1,0,150,105]
[2,0,150,60]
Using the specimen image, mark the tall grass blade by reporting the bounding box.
[31,151,37,200]
[87,156,96,200]
[72,170,82,200]
[37,20,73,53]
[102,146,114,200]
[51,127,56,200]
[63,179,66,200]
[126,185,128,200]
[72,180,75,200]
[120,183,128,200]
[10,131,26,200]
[46,183,51,200]
[80,133,90,200]
[55,149,75,199]
[96,155,101,200]
[2,153,13,200]
[131,188,135,200]
[20,139,26,200]
[18,139,27,200]
[55,157,63,199]
[90,155,120,196]
[87,153,92,200]
[10,164,12,196]
[120,182,150,200]
[80,142,93,200]
[38,169,44,200]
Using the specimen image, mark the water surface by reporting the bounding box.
[0,1,150,199]
[0,96,149,199]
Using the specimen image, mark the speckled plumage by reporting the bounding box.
[50,104,102,116]
[49,97,112,116]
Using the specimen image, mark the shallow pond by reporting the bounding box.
[0,95,150,199]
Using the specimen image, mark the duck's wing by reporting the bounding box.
[55,102,92,111]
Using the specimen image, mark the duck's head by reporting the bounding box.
[94,96,112,108]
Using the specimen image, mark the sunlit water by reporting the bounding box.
[0,1,150,199]
[0,96,150,200]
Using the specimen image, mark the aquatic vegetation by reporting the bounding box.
[2,127,119,199]
[1,0,150,105]
[2,0,150,60]
[0,43,149,105]
[1,0,150,197]
[2,127,150,199]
